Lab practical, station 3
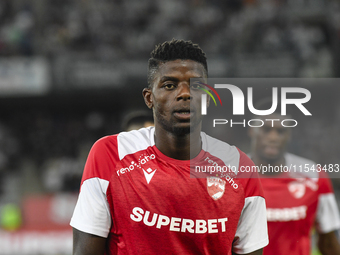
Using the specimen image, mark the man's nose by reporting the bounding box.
[176,83,191,101]
[267,129,280,140]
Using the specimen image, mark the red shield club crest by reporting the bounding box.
[288,181,306,199]
[207,177,226,200]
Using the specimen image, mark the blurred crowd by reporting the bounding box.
[0,0,339,67]
[0,110,120,202]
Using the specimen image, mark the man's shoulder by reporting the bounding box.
[285,152,316,166]
[201,132,249,158]
[117,126,154,143]
[285,152,322,179]
[92,127,155,158]
[90,134,118,153]
[201,132,251,171]
[201,132,237,151]
[116,127,155,160]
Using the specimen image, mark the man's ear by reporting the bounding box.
[143,88,153,109]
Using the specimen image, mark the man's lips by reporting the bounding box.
[263,145,280,156]
[173,110,193,120]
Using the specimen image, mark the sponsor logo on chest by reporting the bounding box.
[130,207,228,234]
[267,205,307,222]
[117,153,157,184]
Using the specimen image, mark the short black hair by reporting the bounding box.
[147,39,208,88]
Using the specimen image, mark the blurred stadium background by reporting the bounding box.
[0,0,340,254]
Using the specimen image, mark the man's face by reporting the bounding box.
[249,114,291,162]
[143,59,207,135]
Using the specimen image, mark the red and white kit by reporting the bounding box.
[71,127,268,255]
[261,153,340,255]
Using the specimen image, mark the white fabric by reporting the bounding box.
[233,196,269,254]
[117,127,155,160]
[316,193,340,233]
[285,153,319,179]
[70,178,111,237]
[201,132,240,175]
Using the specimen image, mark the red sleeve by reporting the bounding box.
[81,135,119,186]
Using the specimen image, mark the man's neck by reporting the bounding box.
[154,127,202,160]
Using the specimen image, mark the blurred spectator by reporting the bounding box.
[0,3,34,56]
[0,122,20,198]
[121,110,154,131]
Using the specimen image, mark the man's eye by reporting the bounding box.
[277,128,288,134]
[164,83,175,89]
[263,127,272,133]
[191,82,203,89]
